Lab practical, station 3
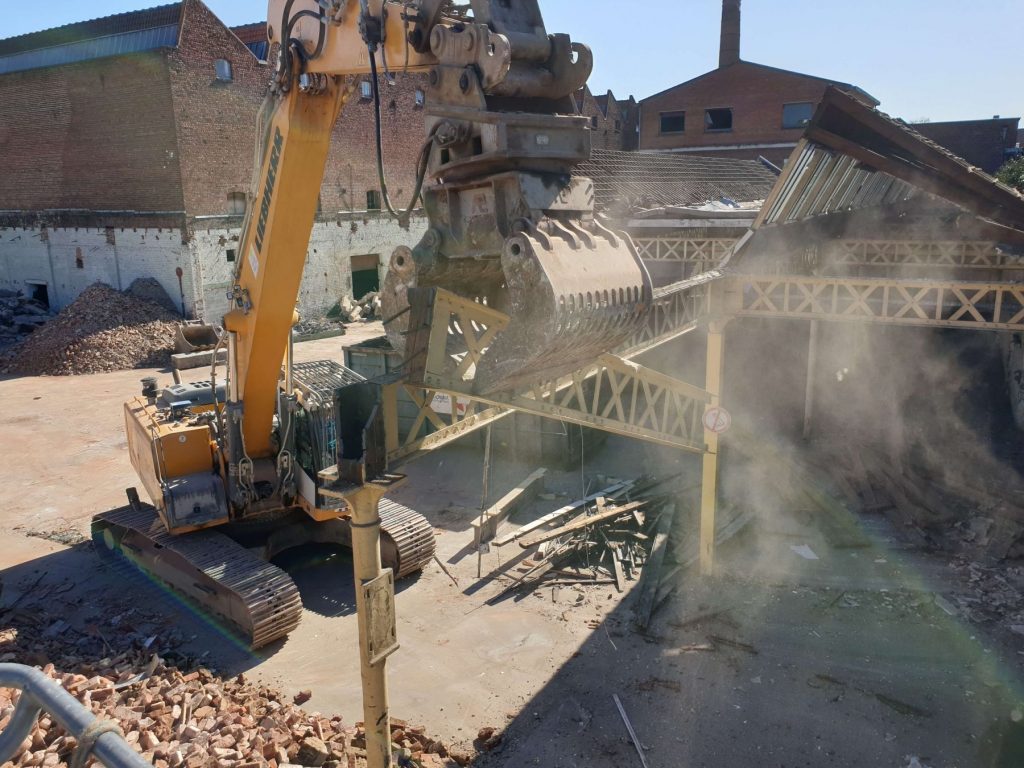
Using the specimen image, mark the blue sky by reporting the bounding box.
[6,0,1022,123]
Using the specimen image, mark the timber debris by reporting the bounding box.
[485,475,732,629]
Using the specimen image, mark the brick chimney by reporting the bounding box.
[720,0,741,68]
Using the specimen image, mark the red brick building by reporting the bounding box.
[0,0,426,217]
[575,86,640,151]
[912,117,1021,174]
[0,0,434,318]
[638,0,877,166]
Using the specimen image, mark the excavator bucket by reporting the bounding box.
[174,321,221,354]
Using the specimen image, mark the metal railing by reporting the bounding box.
[0,664,150,768]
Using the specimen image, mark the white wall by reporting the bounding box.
[190,213,426,322]
[0,226,194,313]
[0,213,425,321]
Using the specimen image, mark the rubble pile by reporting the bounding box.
[337,293,381,324]
[0,289,53,353]
[0,660,460,768]
[1,283,179,376]
[0,602,463,768]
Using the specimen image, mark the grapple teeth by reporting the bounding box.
[473,227,652,393]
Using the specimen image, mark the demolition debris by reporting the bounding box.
[1,283,180,376]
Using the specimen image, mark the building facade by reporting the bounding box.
[575,86,640,151]
[638,0,877,166]
[912,118,1021,175]
[0,0,428,320]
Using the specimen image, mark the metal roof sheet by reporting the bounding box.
[751,87,1024,242]
[0,3,181,74]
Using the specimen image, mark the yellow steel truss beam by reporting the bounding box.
[732,274,1024,330]
[390,288,712,457]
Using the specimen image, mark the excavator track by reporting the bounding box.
[378,498,436,579]
[92,504,303,650]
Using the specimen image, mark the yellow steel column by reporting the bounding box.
[699,322,726,575]
[382,384,400,458]
[348,484,393,768]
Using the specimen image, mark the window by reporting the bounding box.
[705,108,733,132]
[414,89,425,107]
[227,192,246,215]
[591,115,599,128]
[360,80,372,99]
[659,111,685,134]
[614,120,621,132]
[214,59,232,82]
[226,249,236,263]
[782,102,814,129]
[366,190,381,211]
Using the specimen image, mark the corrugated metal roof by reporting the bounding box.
[578,149,780,212]
[230,22,269,59]
[0,3,181,74]
[751,86,1024,241]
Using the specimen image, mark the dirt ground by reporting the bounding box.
[1,323,1023,767]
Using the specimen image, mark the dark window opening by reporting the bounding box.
[471,135,483,156]
[614,119,621,131]
[705,108,733,132]
[659,111,685,134]
[227,192,246,215]
[226,249,236,263]
[75,247,84,269]
[215,59,232,82]
[591,115,599,128]
[28,283,49,309]
[782,102,814,129]
[366,190,381,211]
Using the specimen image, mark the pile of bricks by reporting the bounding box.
[0,658,463,768]
[1,283,180,376]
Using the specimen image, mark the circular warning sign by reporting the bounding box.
[702,406,732,434]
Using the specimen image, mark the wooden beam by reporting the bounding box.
[491,480,632,547]
[470,467,547,547]
[517,502,647,549]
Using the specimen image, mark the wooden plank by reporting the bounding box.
[470,467,548,547]
[491,481,632,547]
[633,504,674,630]
[518,501,647,549]
[610,545,625,593]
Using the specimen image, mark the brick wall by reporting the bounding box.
[575,87,639,152]
[0,51,183,211]
[321,73,428,213]
[913,118,1020,174]
[169,0,271,216]
[640,62,855,156]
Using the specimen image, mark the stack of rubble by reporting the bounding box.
[0,659,460,768]
[0,289,53,353]
[0,596,464,768]
[1,283,179,376]
[337,292,381,324]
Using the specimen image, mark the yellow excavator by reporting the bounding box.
[93,0,652,649]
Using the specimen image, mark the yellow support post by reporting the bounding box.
[347,484,397,768]
[699,322,726,575]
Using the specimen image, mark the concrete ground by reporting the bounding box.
[1,325,1023,767]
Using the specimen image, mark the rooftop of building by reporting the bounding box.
[0,3,184,75]
[640,60,879,107]
[580,148,779,212]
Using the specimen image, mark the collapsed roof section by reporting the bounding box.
[751,86,1024,245]
[579,149,778,215]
